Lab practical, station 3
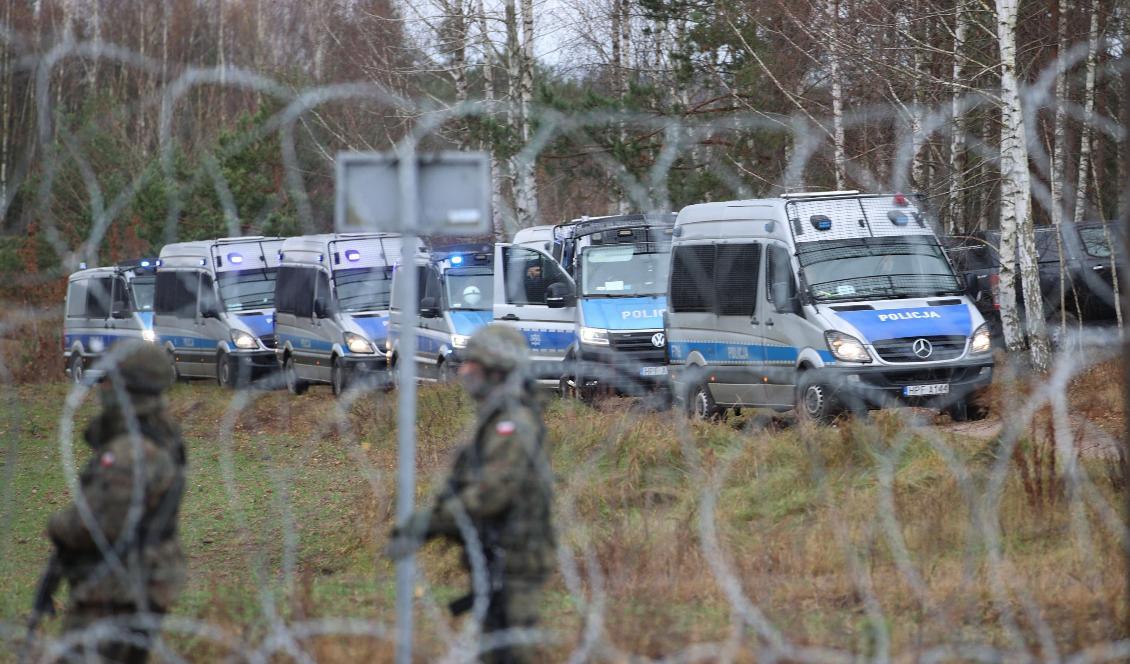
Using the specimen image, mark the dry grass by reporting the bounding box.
[1,372,1126,661]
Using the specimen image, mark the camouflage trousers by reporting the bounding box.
[59,602,164,664]
[480,579,543,664]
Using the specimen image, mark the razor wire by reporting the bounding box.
[0,12,1128,664]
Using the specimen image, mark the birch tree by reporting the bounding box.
[827,0,847,189]
[1072,0,1100,226]
[947,0,968,234]
[1051,0,1070,334]
[995,0,1051,370]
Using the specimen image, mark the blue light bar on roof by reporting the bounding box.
[227,252,243,264]
[450,255,464,265]
[140,260,151,267]
[345,249,361,262]
[810,215,833,231]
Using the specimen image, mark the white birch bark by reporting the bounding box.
[828,0,846,189]
[477,0,505,237]
[612,0,629,213]
[947,0,968,234]
[511,0,538,227]
[1073,0,1100,226]
[1052,0,1070,335]
[996,0,1051,369]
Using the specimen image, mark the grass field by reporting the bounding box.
[0,367,1126,661]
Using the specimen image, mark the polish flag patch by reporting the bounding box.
[99,452,116,467]
[495,421,517,436]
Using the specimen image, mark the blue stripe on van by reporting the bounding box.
[64,332,149,351]
[668,340,835,365]
[161,335,220,350]
[278,333,334,352]
[521,328,574,352]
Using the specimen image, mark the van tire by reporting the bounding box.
[331,357,347,397]
[284,355,308,395]
[689,383,723,420]
[69,353,84,384]
[796,373,840,425]
[947,393,989,422]
[216,353,236,389]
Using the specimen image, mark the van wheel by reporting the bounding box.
[69,353,85,384]
[689,383,723,420]
[284,355,308,395]
[217,353,236,389]
[946,393,989,422]
[331,357,347,397]
[796,374,840,424]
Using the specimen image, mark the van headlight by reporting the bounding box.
[345,332,375,354]
[451,334,471,350]
[141,329,156,343]
[970,323,992,354]
[579,326,610,346]
[231,330,258,350]
[825,331,871,363]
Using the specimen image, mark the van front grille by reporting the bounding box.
[872,335,965,362]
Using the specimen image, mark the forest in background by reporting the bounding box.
[0,0,1128,373]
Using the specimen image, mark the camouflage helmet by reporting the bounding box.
[463,325,530,373]
[98,340,175,395]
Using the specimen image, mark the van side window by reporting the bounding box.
[66,280,87,317]
[111,278,131,314]
[503,246,569,306]
[416,267,441,305]
[275,267,296,315]
[199,273,219,314]
[85,277,114,319]
[292,268,317,318]
[314,271,332,313]
[669,245,715,313]
[766,244,798,312]
[155,271,200,318]
[715,244,761,316]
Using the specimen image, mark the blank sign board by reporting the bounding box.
[335,151,492,236]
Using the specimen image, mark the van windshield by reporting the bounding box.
[445,267,493,310]
[335,267,393,312]
[797,236,961,302]
[129,275,155,311]
[580,245,669,297]
[217,269,277,311]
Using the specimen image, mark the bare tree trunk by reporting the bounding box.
[996,0,1051,370]
[218,0,227,125]
[451,0,468,106]
[509,0,538,227]
[947,0,968,234]
[828,0,847,189]
[910,3,927,193]
[1073,0,1100,226]
[1052,0,1070,337]
[612,0,629,213]
[477,0,505,237]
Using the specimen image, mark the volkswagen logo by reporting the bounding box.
[651,332,666,348]
[912,338,933,359]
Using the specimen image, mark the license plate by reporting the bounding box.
[640,366,668,377]
[903,383,949,396]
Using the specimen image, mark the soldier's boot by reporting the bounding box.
[62,604,157,664]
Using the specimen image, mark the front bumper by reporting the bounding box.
[232,349,281,373]
[572,344,669,394]
[340,354,393,386]
[821,358,994,407]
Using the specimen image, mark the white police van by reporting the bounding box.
[154,236,283,388]
[666,191,994,422]
[388,243,494,381]
[275,233,413,395]
[512,224,557,257]
[63,258,159,383]
[553,214,674,399]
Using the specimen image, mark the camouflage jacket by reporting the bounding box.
[424,388,556,581]
[47,403,186,609]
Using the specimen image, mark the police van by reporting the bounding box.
[275,233,413,395]
[666,191,994,422]
[63,258,159,383]
[553,214,674,399]
[388,243,494,381]
[512,225,557,257]
[154,236,283,387]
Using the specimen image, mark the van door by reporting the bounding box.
[492,244,576,379]
[197,272,225,377]
[156,270,203,376]
[762,242,804,406]
[710,243,766,407]
[310,269,336,382]
[109,275,139,342]
[415,266,445,379]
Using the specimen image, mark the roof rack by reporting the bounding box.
[780,190,861,199]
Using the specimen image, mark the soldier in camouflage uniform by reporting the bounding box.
[46,340,186,664]
[387,325,556,664]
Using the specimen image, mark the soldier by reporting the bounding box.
[386,325,556,664]
[43,340,186,664]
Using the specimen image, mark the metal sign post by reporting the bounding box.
[335,148,491,664]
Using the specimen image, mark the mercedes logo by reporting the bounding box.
[651,332,666,348]
[912,338,933,359]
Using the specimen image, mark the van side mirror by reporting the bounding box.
[200,304,221,319]
[419,296,440,318]
[545,282,575,309]
[772,282,801,315]
[313,298,331,318]
[111,304,131,319]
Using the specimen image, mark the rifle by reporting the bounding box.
[20,552,62,662]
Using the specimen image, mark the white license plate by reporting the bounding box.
[903,383,949,396]
[640,366,668,377]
